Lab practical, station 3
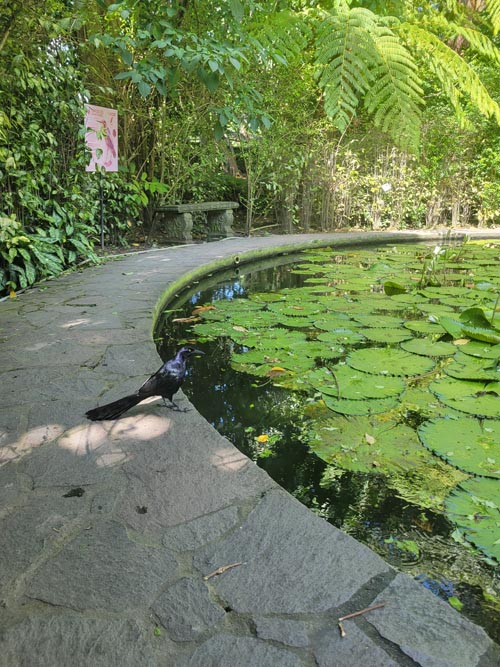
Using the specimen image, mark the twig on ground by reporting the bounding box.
[338,602,386,637]
[203,562,245,580]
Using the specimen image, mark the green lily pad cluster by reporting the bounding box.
[188,241,500,561]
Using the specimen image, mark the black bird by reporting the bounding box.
[85,345,204,421]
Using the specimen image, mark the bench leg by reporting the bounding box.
[157,212,193,243]
[206,210,234,240]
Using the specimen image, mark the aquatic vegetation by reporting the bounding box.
[187,241,500,563]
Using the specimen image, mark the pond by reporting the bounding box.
[155,239,500,641]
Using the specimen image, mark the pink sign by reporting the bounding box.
[85,105,118,172]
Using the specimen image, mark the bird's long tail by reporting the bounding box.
[85,394,142,421]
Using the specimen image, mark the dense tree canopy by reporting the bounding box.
[1,0,500,294]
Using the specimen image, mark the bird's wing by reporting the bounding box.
[137,361,183,398]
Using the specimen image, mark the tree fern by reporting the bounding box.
[486,0,500,35]
[448,23,500,65]
[314,2,422,150]
[315,4,379,129]
[364,28,422,150]
[248,9,311,66]
[401,22,500,126]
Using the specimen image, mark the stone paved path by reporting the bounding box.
[1,231,499,667]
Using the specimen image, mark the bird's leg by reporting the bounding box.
[162,397,189,412]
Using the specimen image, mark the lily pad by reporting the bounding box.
[309,416,429,473]
[322,395,399,415]
[352,314,404,328]
[459,341,500,360]
[305,365,405,399]
[430,378,500,418]
[347,348,435,377]
[419,417,500,478]
[444,353,500,382]
[445,477,500,562]
[363,328,413,344]
[400,338,456,358]
[403,320,443,334]
[313,313,358,331]
[267,300,323,318]
[317,329,366,345]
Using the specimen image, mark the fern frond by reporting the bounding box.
[314,4,380,131]
[364,29,423,151]
[314,3,422,150]
[486,0,500,36]
[400,22,500,125]
[451,24,500,65]
[248,9,311,65]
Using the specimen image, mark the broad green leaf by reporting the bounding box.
[400,338,456,357]
[445,477,500,562]
[322,394,399,415]
[347,347,435,376]
[430,378,500,418]
[305,365,405,399]
[419,417,500,477]
[310,416,430,473]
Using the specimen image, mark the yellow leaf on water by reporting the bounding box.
[192,305,215,315]
[9,290,16,298]
[453,339,470,346]
[172,316,200,324]
[266,366,287,377]
[365,433,376,445]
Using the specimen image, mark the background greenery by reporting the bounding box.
[1,0,500,295]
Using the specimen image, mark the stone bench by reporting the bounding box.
[155,201,239,243]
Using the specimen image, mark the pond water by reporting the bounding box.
[155,241,500,640]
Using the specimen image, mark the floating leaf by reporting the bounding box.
[384,280,407,295]
[444,353,500,382]
[400,338,456,358]
[313,314,358,330]
[458,341,500,360]
[362,328,413,344]
[352,314,404,328]
[445,477,500,562]
[347,348,435,377]
[448,596,464,612]
[419,417,500,478]
[310,416,429,473]
[430,378,500,418]
[322,395,399,416]
[305,365,405,399]
[317,329,365,345]
[403,320,443,334]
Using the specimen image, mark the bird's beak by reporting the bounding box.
[193,349,205,356]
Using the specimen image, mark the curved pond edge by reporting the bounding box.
[151,229,500,337]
